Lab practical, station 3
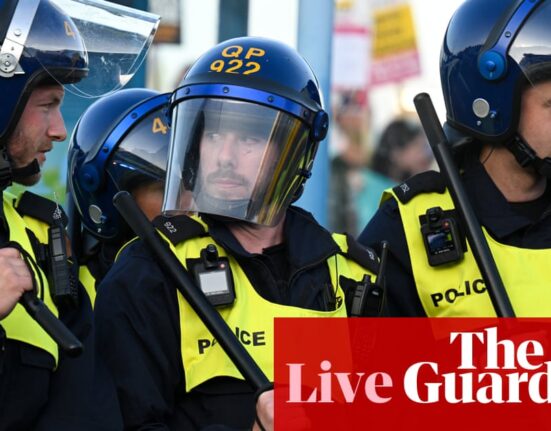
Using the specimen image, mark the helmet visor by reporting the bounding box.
[20,0,159,97]
[108,108,170,190]
[510,1,551,90]
[163,98,312,226]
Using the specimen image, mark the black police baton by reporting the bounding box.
[0,236,83,356]
[113,191,271,392]
[413,93,515,318]
[20,291,83,356]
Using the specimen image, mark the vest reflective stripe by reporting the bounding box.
[79,265,96,306]
[1,194,59,364]
[385,189,551,317]
[162,217,372,391]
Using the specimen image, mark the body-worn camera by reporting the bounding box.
[420,207,463,266]
[192,244,235,307]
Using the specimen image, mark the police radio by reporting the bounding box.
[420,207,463,266]
[48,203,78,309]
[349,241,388,317]
[192,244,235,307]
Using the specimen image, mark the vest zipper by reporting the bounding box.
[287,250,340,311]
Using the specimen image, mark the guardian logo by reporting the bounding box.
[274,318,551,430]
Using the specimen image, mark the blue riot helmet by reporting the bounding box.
[68,88,170,241]
[0,0,160,188]
[163,37,329,226]
[441,0,551,174]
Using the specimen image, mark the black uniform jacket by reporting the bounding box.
[80,235,122,289]
[0,192,121,431]
[95,206,358,430]
[358,157,551,317]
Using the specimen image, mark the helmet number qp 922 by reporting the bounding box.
[209,45,265,75]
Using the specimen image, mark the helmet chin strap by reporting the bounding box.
[505,134,551,178]
[0,149,13,191]
[290,168,312,203]
[0,147,41,191]
[12,159,40,180]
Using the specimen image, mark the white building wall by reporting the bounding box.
[148,0,302,92]
[148,0,466,138]
[248,0,299,47]
[148,0,220,92]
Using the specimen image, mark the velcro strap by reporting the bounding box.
[16,191,68,226]
[392,170,446,204]
[344,234,379,274]
[152,214,206,245]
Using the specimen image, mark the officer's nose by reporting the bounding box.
[48,107,67,142]
[216,133,238,168]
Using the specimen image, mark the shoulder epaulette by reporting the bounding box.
[16,191,68,226]
[153,214,206,245]
[343,233,379,275]
[392,170,446,204]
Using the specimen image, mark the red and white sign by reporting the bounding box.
[275,318,551,430]
[370,2,421,86]
[332,25,371,91]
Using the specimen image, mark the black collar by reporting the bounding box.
[203,206,339,268]
[462,157,551,239]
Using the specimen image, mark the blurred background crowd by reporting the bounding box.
[19,0,464,234]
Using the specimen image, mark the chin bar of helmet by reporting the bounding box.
[414,93,515,318]
[0,148,41,191]
[113,191,272,392]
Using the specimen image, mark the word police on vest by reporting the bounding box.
[198,326,266,354]
[431,278,487,307]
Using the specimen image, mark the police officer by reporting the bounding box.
[0,1,159,429]
[67,88,170,301]
[94,36,381,430]
[359,0,551,317]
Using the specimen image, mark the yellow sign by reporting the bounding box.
[372,3,417,59]
[336,0,355,10]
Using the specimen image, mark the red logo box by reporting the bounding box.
[274,318,551,430]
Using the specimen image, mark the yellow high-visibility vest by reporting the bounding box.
[163,216,374,391]
[1,193,59,365]
[385,188,551,317]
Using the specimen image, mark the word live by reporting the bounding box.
[286,327,551,404]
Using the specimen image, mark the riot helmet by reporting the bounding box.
[163,36,329,226]
[441,0,551,174]
[0,0,159,188]
[68,88,170,240]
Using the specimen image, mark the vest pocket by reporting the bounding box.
[0,341,54,429]
[20,343,56,370]
[187,377,255,429]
